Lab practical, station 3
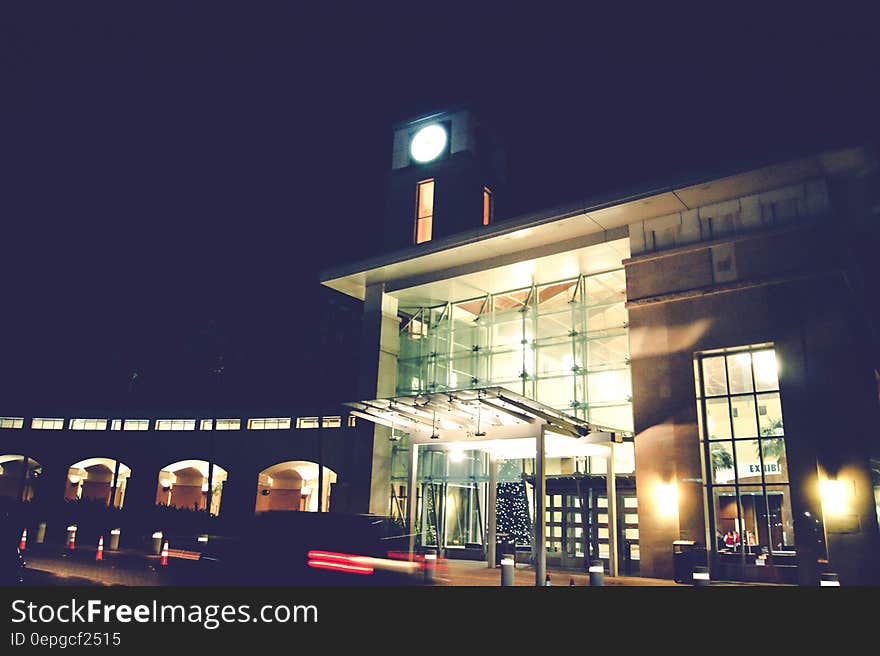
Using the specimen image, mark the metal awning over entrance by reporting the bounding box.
[345,386,626,446]
[345,387,630,585]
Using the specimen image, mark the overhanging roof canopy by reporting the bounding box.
[321,146,869,303]
[345,387,628,451]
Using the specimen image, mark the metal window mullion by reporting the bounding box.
[751,349,773,554]
[697,354,719,561]
[580,275,592,426]
[722,354,747,569]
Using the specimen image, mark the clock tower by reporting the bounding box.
[383,107,506,251]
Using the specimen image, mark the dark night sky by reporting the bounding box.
[1,4,877,413]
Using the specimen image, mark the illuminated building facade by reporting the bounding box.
[322,108,880,584]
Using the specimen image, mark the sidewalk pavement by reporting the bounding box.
[435,559,677,586]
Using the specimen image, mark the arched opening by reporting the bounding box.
[66,458,132,508]
[255,461,337,513]
[0,455,42,502]
[155,460,228,516]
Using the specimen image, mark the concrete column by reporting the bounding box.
[487,451,497,568]
[535,424,547,586]
[358,282,400,515]
[607,441,619,577]
[407,441,419,557]
[317,424,325,513]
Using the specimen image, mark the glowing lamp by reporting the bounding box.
[655,481,678,517]
[820,478,850,516]
[69,475,81,485]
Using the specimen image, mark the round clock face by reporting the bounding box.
[410,124,447,163]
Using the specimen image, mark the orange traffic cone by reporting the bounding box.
[160,540,169,566]
[19,529,27,551]
[95,536,104,561]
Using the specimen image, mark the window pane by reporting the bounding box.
[713,488,740,551]
[587,369,630,404]
[730,396,758,438]
[761,438,788,483]
[709,441,735,484]
[726,352,754,394]
[588,335,628,370]
[701,356,728,396]
[734,440,763,485]
[739,487,767,553]
[417,179,434,218]
[583,270,626,305]
[415,217,432,244]
[767,486,796,553]
[705,397,731,439]
[753,350,779,391]
[757,392,784,436]
[589,404,633,434]
[536,280,577,312]
[536,343,575,376]
[586,303,626,333]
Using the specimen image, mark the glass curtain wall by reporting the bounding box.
[397,270,633,432]
[391,270,635,555]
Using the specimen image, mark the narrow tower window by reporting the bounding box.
[415,178,434,244]
[483,186,494,226]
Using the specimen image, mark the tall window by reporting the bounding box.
[483,186,493,226]
[415,178,434,244]
[695,345,796,561]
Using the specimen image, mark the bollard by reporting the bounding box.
[151,531,163,555]
[820,572,840,587]
[545,574,552,586]
[423,549,437,584]
[500,556,515,586]
[95,536,104,561]
[19,529,27,551]
[693,565,710,586]
[589,560,604,587]
[569,577,575,587]
[36,522,47,544]
[67,525,78,551]
[108,529,121,551]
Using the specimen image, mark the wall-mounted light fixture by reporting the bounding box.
[655,480,678,517]
[819,476,851,517]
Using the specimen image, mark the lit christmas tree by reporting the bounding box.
[495,459,532,545]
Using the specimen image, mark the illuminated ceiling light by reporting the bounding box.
[68,475,81,485]
[266,476,273,487]
[448,447,465,463]
[410,124,447,163]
